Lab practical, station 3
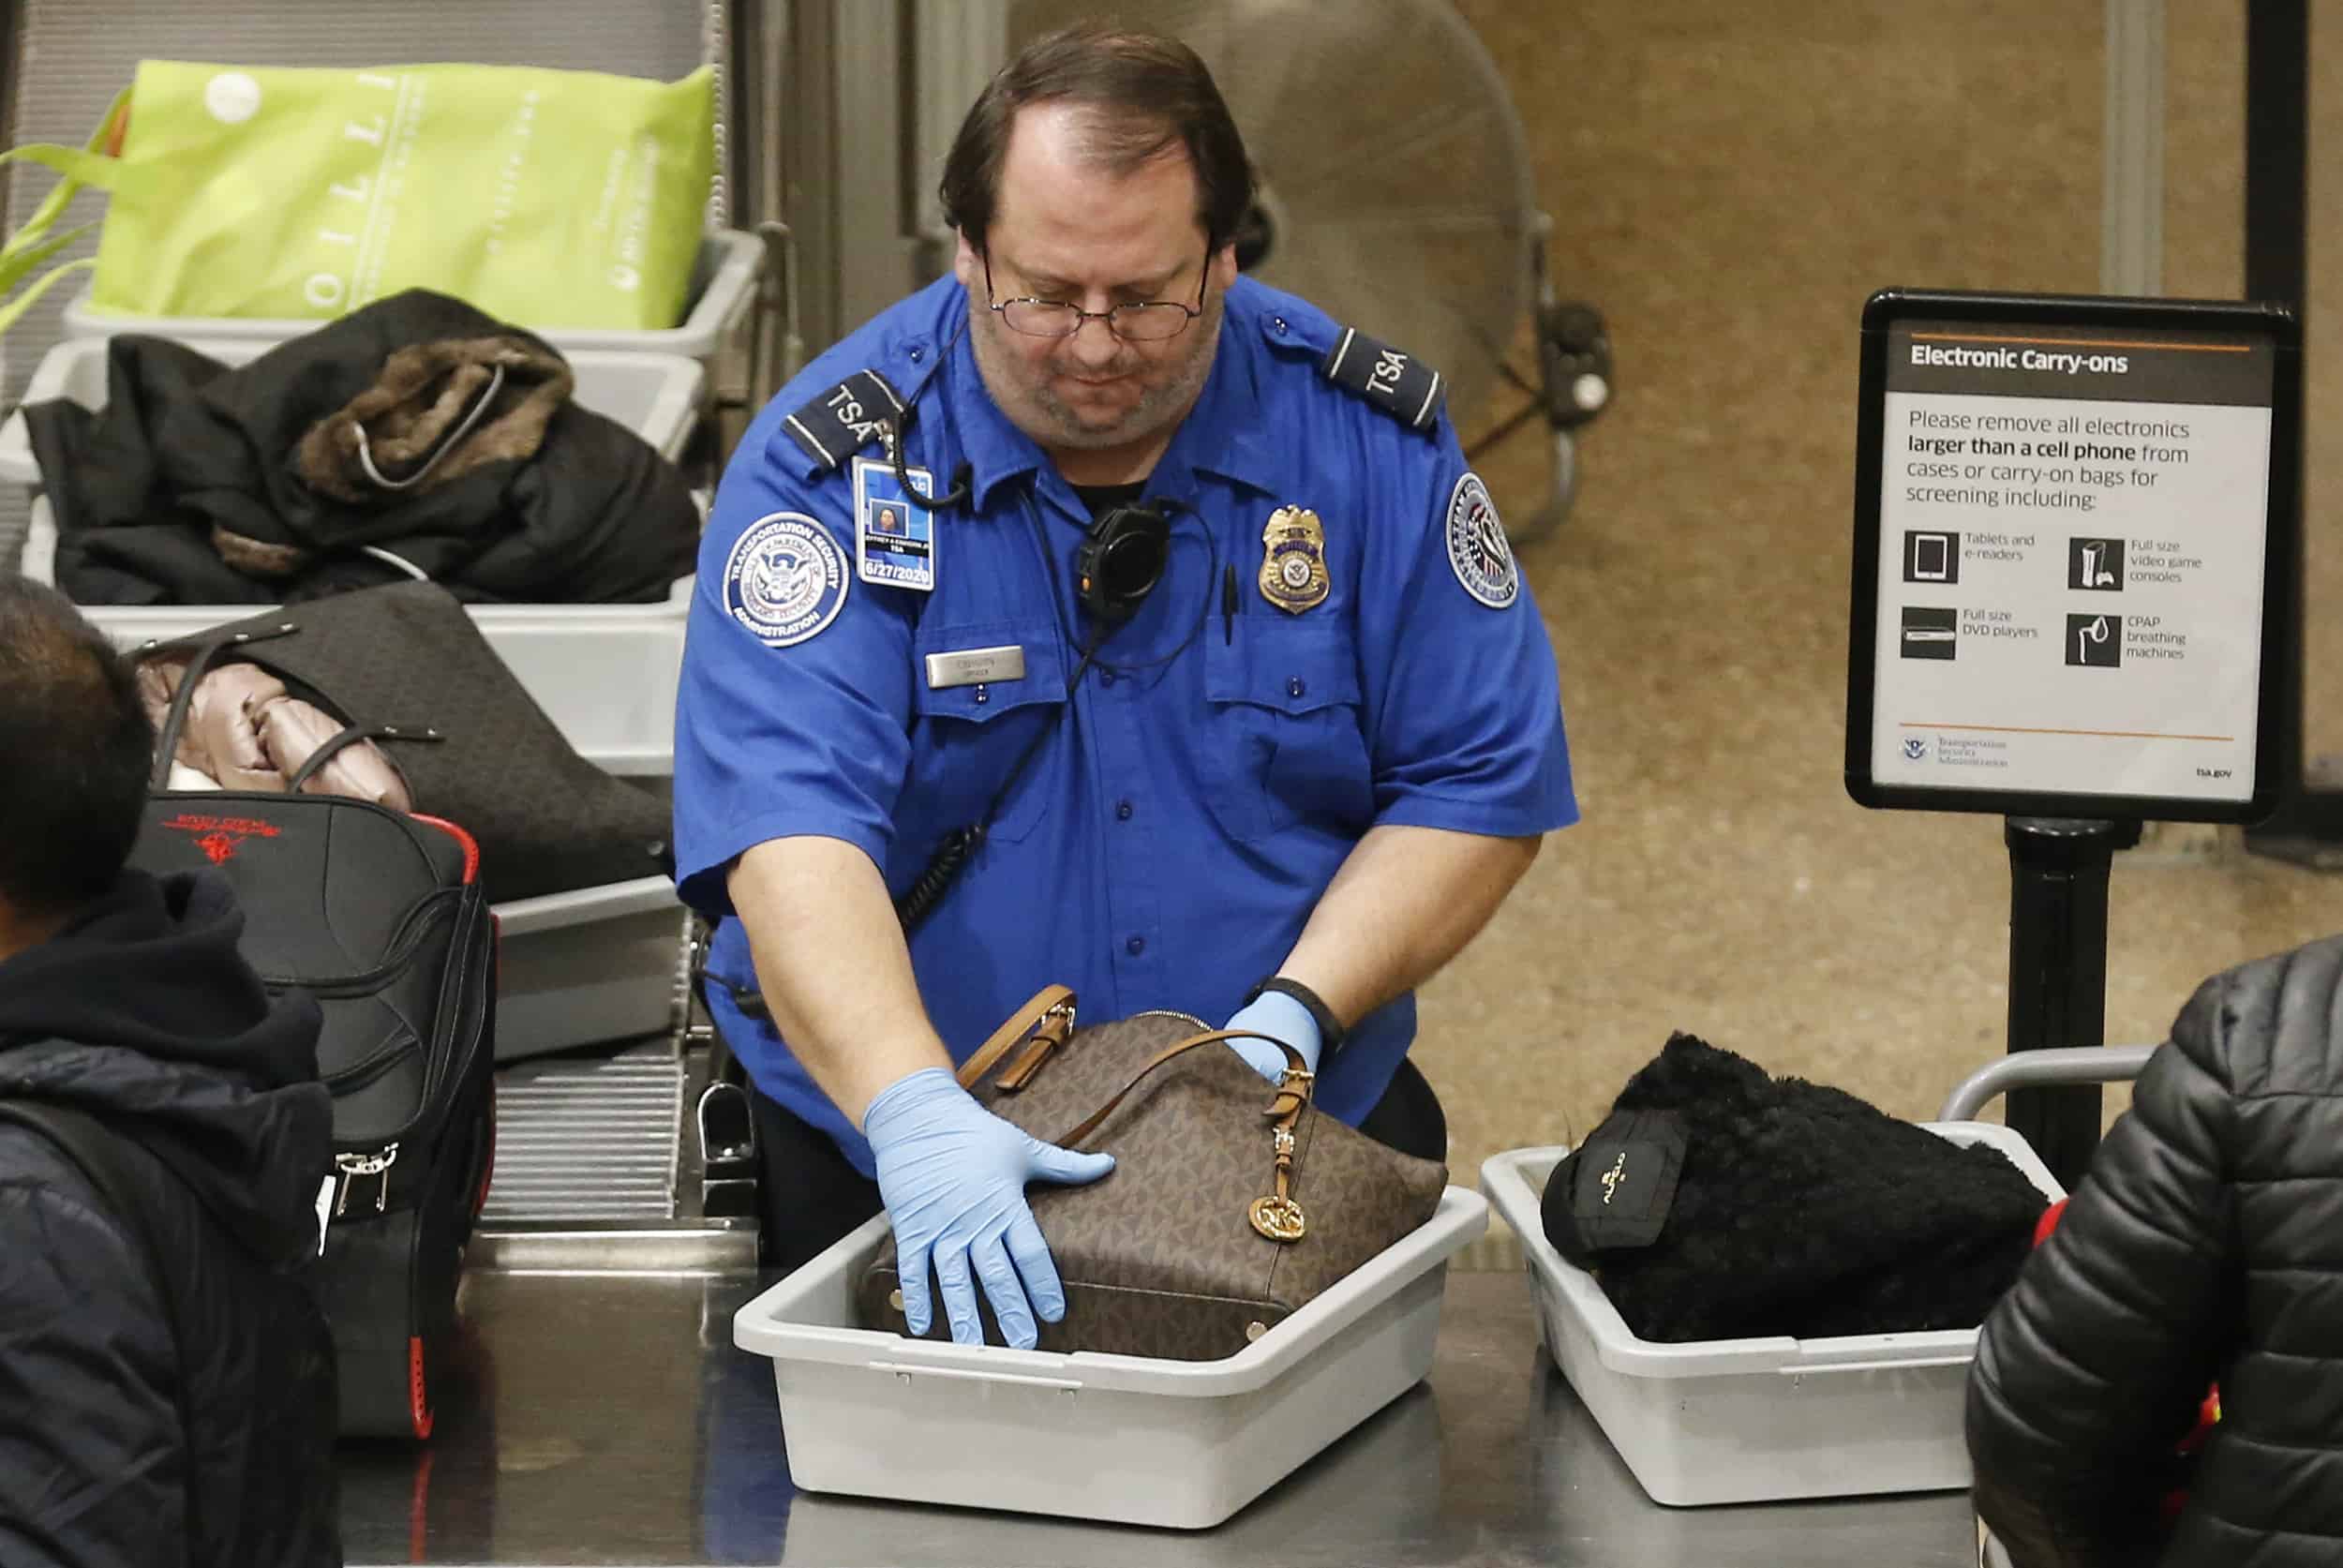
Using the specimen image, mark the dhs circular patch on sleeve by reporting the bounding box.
[1444,471,1518,609]
[724,513,849,647]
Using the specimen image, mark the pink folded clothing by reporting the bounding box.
[139,655,412,812]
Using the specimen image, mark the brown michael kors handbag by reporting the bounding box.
[857,985,1449,1360]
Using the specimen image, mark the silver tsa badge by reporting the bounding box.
[1259,505,1330,614]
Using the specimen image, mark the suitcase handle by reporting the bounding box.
[1937,1045,2156,1122]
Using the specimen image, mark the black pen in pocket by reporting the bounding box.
[1222,563,1237,644]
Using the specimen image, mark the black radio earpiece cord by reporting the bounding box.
[890,625,1107,930]
[894,497,1213,930]
[724,624,1105,1017]
[888,412,972,511]
[881,313,975,512]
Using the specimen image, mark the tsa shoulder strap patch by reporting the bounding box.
[1321,325,1444,432]
[784,370,906,471]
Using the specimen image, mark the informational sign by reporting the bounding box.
[1847,290,2298,823]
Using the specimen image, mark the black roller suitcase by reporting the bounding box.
[130,790,496,1439]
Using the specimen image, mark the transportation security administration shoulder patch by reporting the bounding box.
[724,513,849,648]
[1444,472,1517,609]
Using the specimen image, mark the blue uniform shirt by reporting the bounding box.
[673,273,1577,1177]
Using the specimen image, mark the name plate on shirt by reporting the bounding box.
[924,645,1026,689]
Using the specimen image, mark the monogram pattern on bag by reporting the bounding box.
[856,1008,1446,1360]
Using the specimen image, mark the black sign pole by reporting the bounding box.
[2002,816,2138,1190]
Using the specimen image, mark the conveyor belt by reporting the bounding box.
[479,1046,683,1225]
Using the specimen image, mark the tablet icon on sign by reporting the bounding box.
[2066,614,2121,667]
[1901,606,1958,660]
[1903,530,1960,584]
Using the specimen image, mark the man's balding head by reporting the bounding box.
[938,23,1254,258]
[0,578,154,919]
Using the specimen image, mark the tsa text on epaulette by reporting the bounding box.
[784,369,907,471]
[1320,326,1444,432]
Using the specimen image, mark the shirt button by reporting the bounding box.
[1126,935,1146,956]
[1273,317,1289,335]
[1116,799,1134,820]
[908,346,924,363]
[973,683,989,705]
[1099,669,1118,687]
[1286,676,1306,698]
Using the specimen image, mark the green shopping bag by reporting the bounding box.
[0,59,714,336]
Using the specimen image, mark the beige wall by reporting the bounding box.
[1421,2,2343,1192]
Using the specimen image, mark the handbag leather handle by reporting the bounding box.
[954,986,1311,1146]
[1049,1028,1309,1150]
[954,984,1075,1093]
[282,721,444,792]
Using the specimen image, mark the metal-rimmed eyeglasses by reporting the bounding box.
[982,250,1209,342]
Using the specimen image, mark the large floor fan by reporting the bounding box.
[1006,0,1609,540]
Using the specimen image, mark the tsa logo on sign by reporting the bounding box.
[724,514,849,648]
[1903,737,1930,762]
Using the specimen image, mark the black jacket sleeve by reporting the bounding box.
[1964,1012,2238,1568]
[0,1144,187,1568]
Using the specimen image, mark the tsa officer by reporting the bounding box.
[672,22,1576,1349]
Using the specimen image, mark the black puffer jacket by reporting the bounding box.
[0,870,338,1567]
[1967,933,2343,1567]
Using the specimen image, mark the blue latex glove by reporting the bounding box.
[1221,989,1323,1084]
[861,1066,1115,1350]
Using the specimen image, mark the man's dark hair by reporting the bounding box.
[0,578,154,916]
[939,22,1255,255]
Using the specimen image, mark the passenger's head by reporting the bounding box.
[0,579,154,931]
[941,23,1254,459]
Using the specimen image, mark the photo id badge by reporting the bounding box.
[854,455,937,592]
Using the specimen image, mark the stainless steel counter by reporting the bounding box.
[339,1270,1982,1567]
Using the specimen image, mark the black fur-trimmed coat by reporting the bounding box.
[26,290,697,608]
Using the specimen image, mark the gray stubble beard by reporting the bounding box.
[966,290,1225,454]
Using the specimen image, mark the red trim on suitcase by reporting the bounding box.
[410,1337,434,1440]
[408,814,481,885]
